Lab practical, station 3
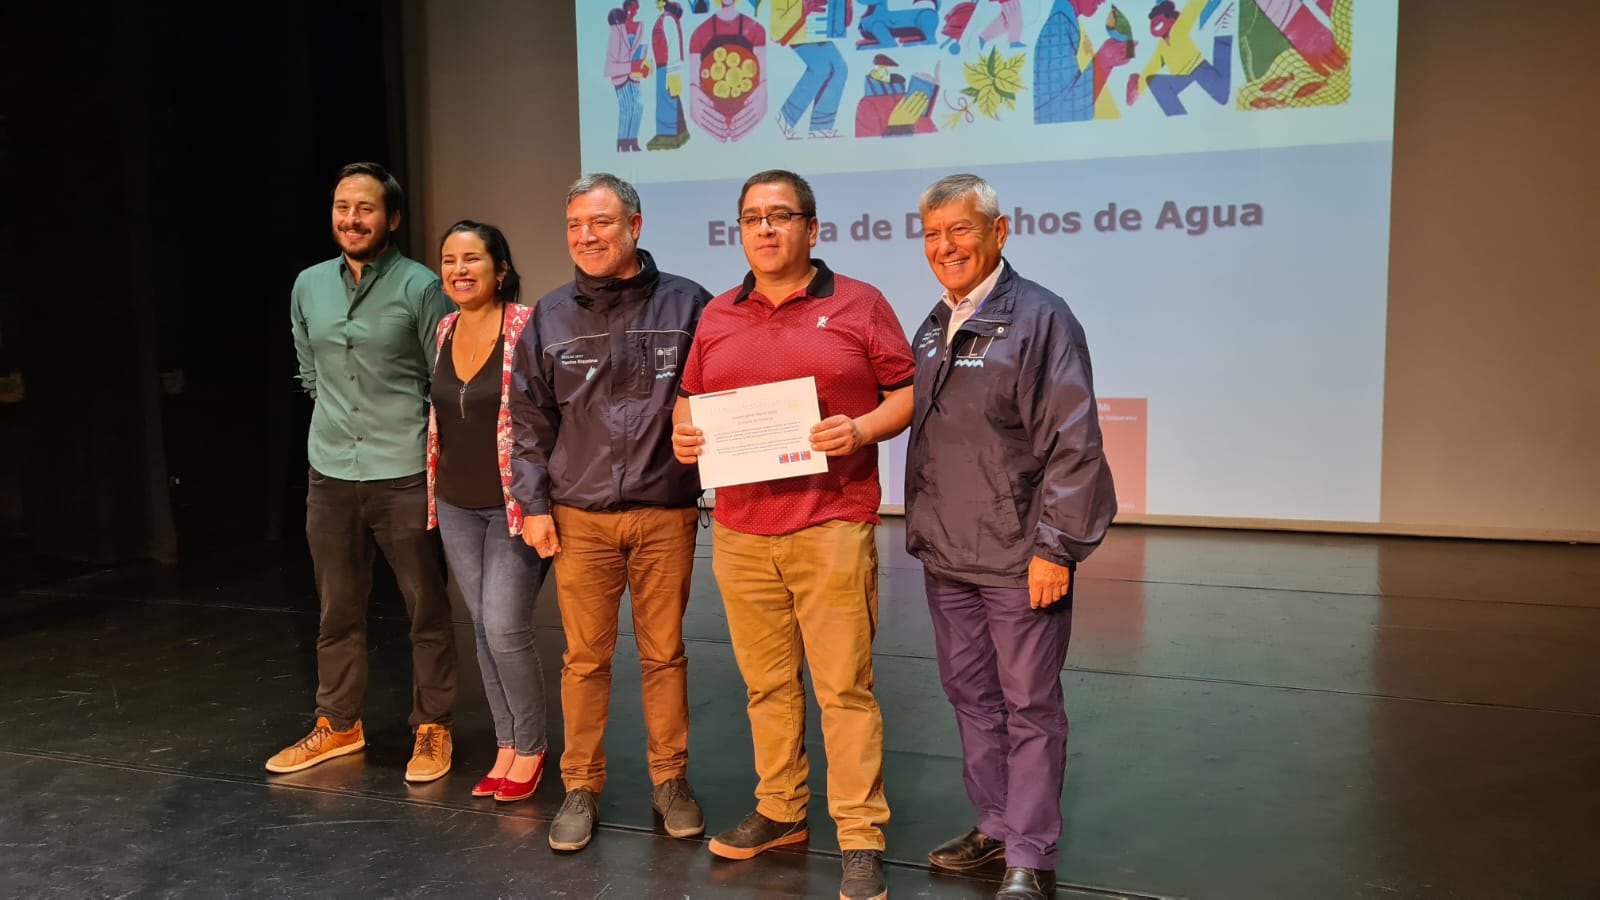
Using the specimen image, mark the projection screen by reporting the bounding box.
[573,0,1398,520]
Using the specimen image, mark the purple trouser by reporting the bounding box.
[924,570,1074,870]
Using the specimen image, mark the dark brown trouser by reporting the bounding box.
[306,468,457,731]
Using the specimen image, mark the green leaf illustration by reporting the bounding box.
[961,47,1028,119]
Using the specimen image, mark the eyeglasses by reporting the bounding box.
[736,211,809,229]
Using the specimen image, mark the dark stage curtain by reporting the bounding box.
[2,2,408,568]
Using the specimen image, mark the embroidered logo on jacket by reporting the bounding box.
[954,335,995,368]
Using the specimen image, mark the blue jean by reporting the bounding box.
[435,500,551,754]
[781,41,846,132]
[615,80,642,142]
[924,570,1074,869]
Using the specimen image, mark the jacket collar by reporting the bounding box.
[929,257,1020,326]
[574,248,662,310]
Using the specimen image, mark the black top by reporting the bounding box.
[431,327,505,510]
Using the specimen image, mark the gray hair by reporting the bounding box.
[567,172,642,217]
[919,173,1000,221]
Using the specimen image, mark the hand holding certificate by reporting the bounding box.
[685,377,831,489]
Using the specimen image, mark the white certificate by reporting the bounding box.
[689,376,830,489]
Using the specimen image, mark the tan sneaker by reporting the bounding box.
[265,717,365,773]
[405,723,452,783]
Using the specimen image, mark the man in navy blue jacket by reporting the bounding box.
[509,173,712,853]
[904,173,1117,900]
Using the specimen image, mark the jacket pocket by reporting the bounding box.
[986,490,1025,547]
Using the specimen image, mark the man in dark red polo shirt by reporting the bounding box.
[672,169,914,900]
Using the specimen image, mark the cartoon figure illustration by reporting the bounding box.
[856,0,942,48]
[606,0,651,152]
[1093,4,1139,114]
[940,1,978,55]
[689,0,769,142]
[1034,0,1137,123]
[977,0,1027,50]
[854,54,942,136]
[865,52,905,93]
[1126,0,1235,116]
[648,1,691,149]
[1235,0,1351,109]
[773,0,852,138]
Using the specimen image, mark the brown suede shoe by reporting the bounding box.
[707,809,809,860]
[404,723,452,783]
[265,717,365,773]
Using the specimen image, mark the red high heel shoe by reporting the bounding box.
[494,751,546,802]
[471,775,504,797]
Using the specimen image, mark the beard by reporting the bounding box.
[335,225,391,262]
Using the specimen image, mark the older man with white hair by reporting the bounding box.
[905,173,1117,900]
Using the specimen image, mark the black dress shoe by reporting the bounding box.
[927,827,1006,871]
[995,866,1056,899]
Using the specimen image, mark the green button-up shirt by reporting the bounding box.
[290,246,451,481]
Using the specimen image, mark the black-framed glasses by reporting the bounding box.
[736,211,809,229]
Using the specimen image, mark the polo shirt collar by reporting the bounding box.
[734,258,836,304]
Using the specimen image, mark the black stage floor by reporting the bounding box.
[3,523,1598,899]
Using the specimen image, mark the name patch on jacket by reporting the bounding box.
[557,351,599,370]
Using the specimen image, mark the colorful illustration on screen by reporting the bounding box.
[1235,0,1351,109]
[605,0,652,152]
[1035,0,1136,123]
[957,46,1027,121]
[649,1,692,150]
[1125,0,1235,116]
[854,53,942,136]
[583,0,1363,160]
[856,1,941,49]
[689,0,769,142]
[773,0,853,139]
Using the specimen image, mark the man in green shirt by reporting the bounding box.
[268,162,458,783]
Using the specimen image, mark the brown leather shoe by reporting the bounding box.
[928,827,1005,871]
[265,717,364,773]
[404,724,452,783]
[996,867,1056,899]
